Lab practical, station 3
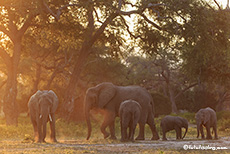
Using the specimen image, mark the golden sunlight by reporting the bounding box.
[216,0,228,7]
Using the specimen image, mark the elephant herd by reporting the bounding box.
[28,82,218,143]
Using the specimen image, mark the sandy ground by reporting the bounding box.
[58,137,230,151]
[1,137,230,153]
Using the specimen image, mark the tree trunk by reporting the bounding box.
[32,64,41,93]
[61,11,118,119]
[168,85,178,113]
[3,41,21,125]
[62,47,90,119]
[3,70,18,125]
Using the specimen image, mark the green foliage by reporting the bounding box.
[0,115,33,139]
[216,111,230,120]
[217,111,230,132]
[181,4,230,84]
[151,92,171,116]
[218,119,230,132]
[1,0,230,126]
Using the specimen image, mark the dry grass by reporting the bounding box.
[0,113,229,153]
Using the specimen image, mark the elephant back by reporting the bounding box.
[115,85,154,114]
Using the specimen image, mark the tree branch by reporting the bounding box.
[42,0,81,21]
[90,12,118,47]
[140,14,162,30]
[175,82,198,99]
[93,8,103,24]
[119,15,143,40]
[213,0,222,10]
[18,13,37,39]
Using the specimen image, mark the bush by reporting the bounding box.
[216,111,230,120]
[151,92,171,116]
[217,111,230,132]
[173,112,196,124]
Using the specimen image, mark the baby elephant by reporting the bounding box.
[119,99,142,142]
[195,107,218,139]
[160,115,188,140]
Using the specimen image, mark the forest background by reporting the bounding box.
[0,0,230,125]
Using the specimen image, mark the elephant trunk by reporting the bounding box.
[182,125,188,139]
[42,119,47,141]
[40,107,49,142]
[85,103,92,140]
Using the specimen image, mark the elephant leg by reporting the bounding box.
[42,122,47,142]
[109,121,117,140]
[177,127,182,139]
[120,118,125,142]
[135,111,147,140]
[162,131,167,141]
[147,114,159,140]
[123,126,128,141]
[37,118,43,143]
[121,115,129,142]
[129,123,134,141]
[161,124,167,141]
[120,126,127,142]
[175,127,180,140]
[101,111,115,139]
[50,114,57,142]
[200,126,205,139]
[130,124,137,142]
[206,126,212,139]
[135,123,145,140]
[213,126,218,139]
[32,121,39,142]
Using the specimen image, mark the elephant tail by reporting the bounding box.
[182,126,188,139]
[85,108,92,140]
[86,117,92,140]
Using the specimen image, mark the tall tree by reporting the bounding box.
[181,0,230,85]
[0,0,69,125]
[42,0,170,118]
[0,0,40,125]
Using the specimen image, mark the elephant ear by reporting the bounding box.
[47,90,59,113]
[28,90,43,109]
[97,83,116,108]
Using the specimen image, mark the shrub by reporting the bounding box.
[151,92,171,116]
[216,111,230,120]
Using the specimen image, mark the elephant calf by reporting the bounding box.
[160,115,188,140]
[28,90,59,143]
[195,107,218,140]
[119,100,142,142]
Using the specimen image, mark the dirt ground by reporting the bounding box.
[1,137,230,153]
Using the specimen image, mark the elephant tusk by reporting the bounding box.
[49,114,52,122]
[39,115,42,119]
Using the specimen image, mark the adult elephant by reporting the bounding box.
[195,107,218,140]
[28,90,59,143]
[84,82,159,140]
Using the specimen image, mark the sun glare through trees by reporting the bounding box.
[0,0,230,153]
